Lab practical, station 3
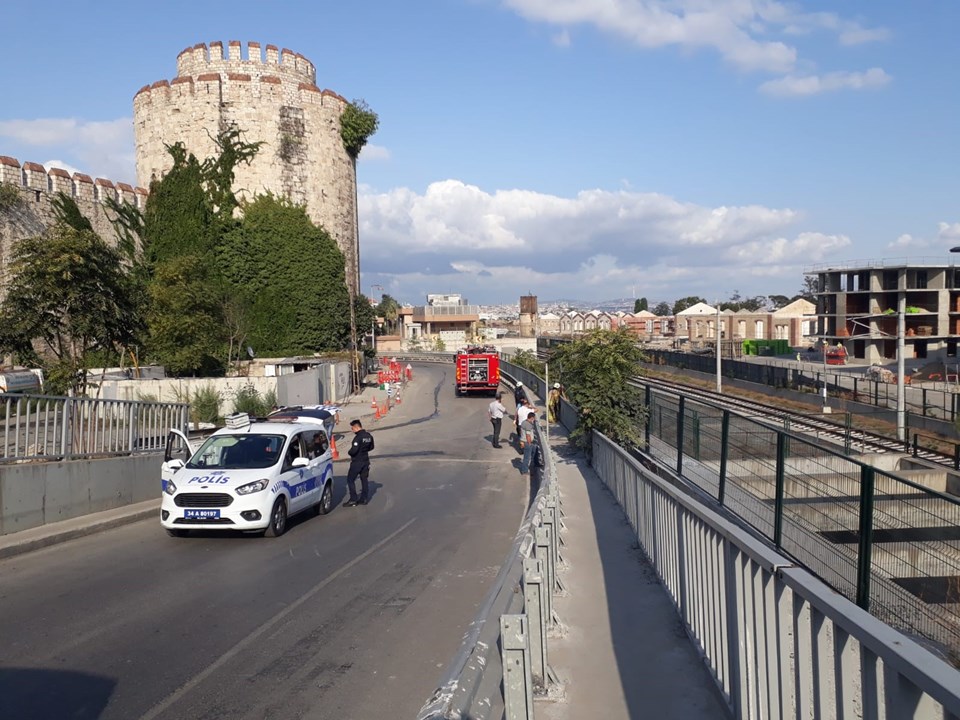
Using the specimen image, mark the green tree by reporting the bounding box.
[220,194,351,353]
[376,293,400,334]
[798,275,818,300]
[340,99,380,159]
[652,301,671,316]
[511,349,545,376]
[633,297,648,313]
[0,224,138,394]
[548,328,647,454]
[146,255,226,376]
[672,296,706,314]
[768,294,791,309]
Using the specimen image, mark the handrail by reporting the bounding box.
[1,392,189,462]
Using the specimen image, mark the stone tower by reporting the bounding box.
[519,295,538,338]
[133,41,360,295]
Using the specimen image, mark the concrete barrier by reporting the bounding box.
[0,454,161,535]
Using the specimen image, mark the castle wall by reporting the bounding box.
[0,155,147,298]
[133,41,359,296]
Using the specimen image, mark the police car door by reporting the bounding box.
[281,434,311,514]
[162,429,195,488]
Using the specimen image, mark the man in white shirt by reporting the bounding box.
[488,393,507,448]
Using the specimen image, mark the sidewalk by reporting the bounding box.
[538,423,730,720]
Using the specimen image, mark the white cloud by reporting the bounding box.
[552,29,572,47]
[839,26,891,46]
[503,1,888,77]
[503,0,797,73]
[359,144,391,162]
[0,117,135,183]
[759,67,891,97]
[358,180,849,303]
[938,222,960,241]
[888,233,929,250]
[42,159,84,176]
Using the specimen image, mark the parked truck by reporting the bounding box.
[455,346,500,396]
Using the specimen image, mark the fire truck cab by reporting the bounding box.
[455,346,500,396]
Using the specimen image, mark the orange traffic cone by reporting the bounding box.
[371,397,378,412]
[330,434,340,460]
[396,392,401,405]
[375,403,382,419]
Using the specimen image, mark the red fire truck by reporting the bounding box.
[455,346,501,396]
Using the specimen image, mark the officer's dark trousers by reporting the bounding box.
[347,461,370,501]
[490,417,502,447]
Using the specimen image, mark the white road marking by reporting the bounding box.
[139,517,418,720]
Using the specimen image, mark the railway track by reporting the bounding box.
[634,374,960,469]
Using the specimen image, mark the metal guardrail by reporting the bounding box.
[418,364,562,720]
[646,349,960,422]
[593,431,960,719]
[1,393,189,463]
[639,379,960,661]
[382,352,456,364]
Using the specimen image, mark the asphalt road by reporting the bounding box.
[0,364,529,720]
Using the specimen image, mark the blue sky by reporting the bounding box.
[2,1,958,306]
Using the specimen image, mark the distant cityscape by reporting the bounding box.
[478,297,644,320]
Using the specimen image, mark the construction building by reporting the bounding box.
[806,260,960,363]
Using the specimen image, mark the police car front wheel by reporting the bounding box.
[314,484,333,516]
[265,498,288,537]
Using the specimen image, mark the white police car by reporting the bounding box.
[160,413,334,538]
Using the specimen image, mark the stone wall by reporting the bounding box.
[0,156,147,297]
[133,40,360,296]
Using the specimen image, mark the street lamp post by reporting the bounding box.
[370,284,384,357]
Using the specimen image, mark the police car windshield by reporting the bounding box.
[187,434,286,470]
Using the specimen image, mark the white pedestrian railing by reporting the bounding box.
[1,393,189,463]
[592,431,960,720]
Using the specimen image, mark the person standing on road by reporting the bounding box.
[345,419,375,507]
[514,382,525,405]
[488,393,507,448]
[515,397,532,449]
[519,410,538,475]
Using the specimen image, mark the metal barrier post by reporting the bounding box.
[718,410,729,506]
[844,412,852,455]
[773,432,786,548]
[644,385,651,451]
[61,398,73,460]
[535,526,553,624]
[544,498,559,583]
[855,466,876,610]
[912,433,918,458]
[954,443,960,472]
[501,614,534,720]
[522,558,548,689]
[676,395,685,476]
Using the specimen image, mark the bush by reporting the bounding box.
[192,384,222,426]
[232,384,270,417]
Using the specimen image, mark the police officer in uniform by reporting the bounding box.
[345,419,375,506]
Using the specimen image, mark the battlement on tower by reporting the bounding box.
[0,155,147,209]
[174,41,316,85]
